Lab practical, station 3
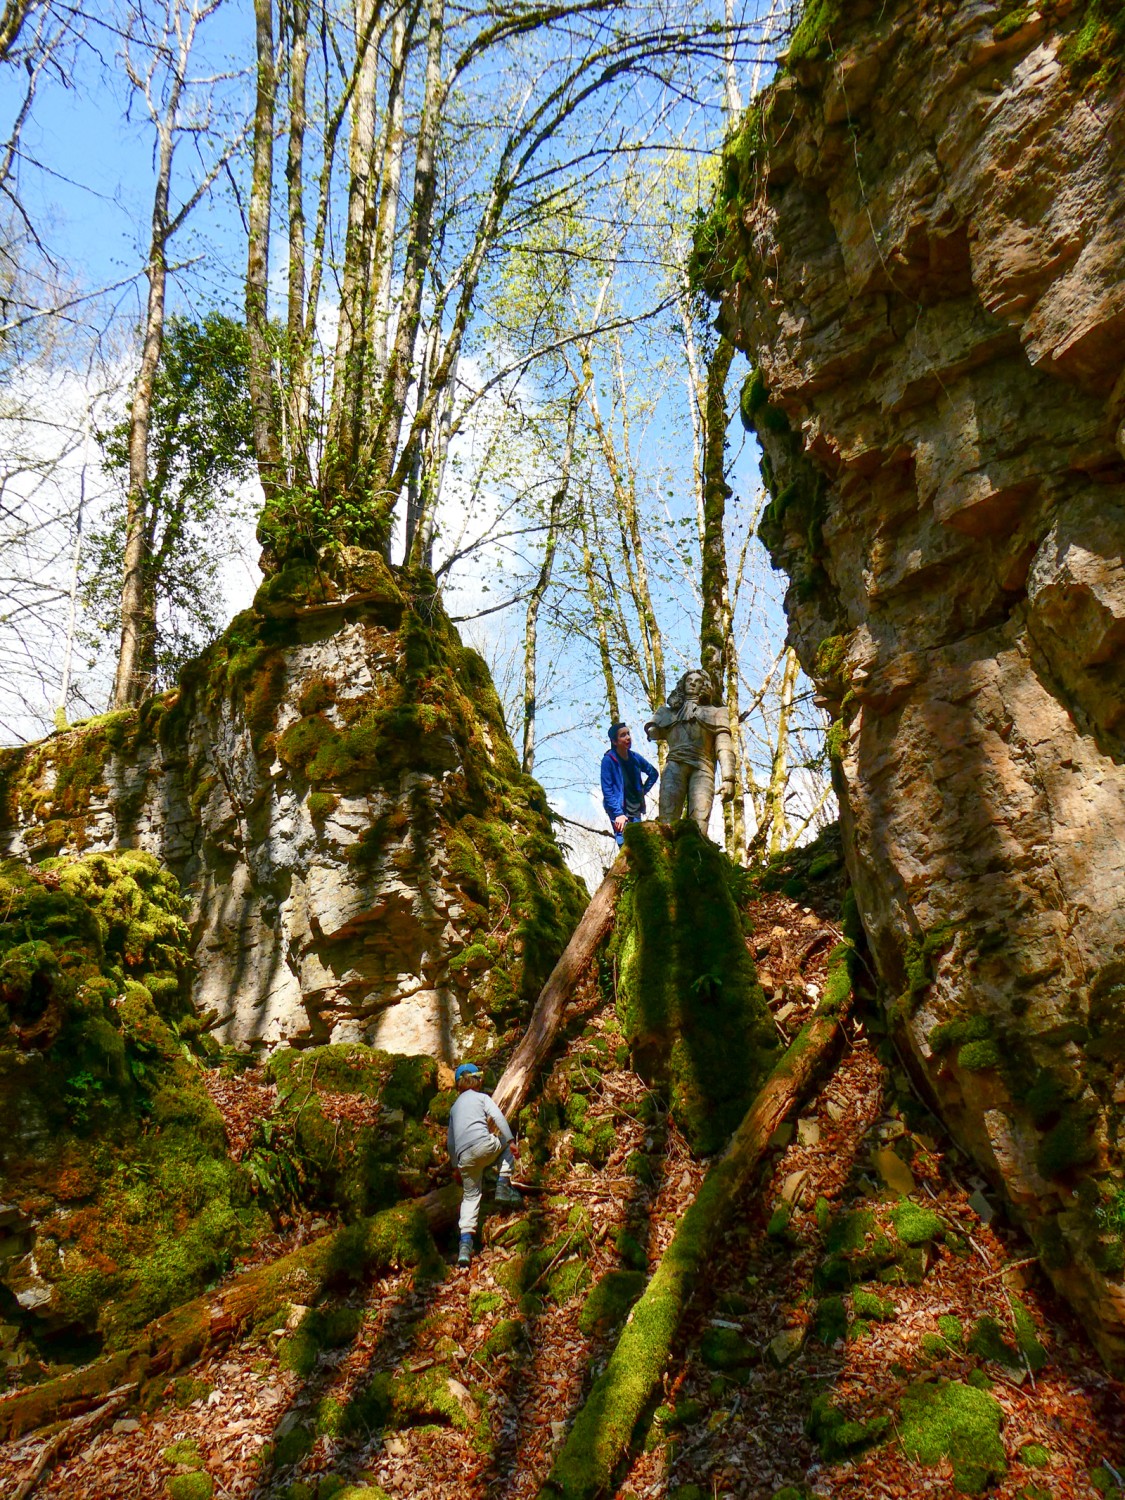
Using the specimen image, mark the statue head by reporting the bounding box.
[667,668,716,711]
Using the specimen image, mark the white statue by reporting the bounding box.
[645,668,736,839]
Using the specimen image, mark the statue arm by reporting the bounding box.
[715,724,737,792]
[644,704,676,741]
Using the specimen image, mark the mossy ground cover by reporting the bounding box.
[0,851,266,1369]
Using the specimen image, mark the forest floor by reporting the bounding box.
[3,875,1125,1500]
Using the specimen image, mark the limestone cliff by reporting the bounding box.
[701,0,1125,1362]
[0,552,586,1061]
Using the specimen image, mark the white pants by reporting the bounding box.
[458,1135,515,1234]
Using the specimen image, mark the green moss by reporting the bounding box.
[958,1039,1002,1071]
[1020,1442,1050,1468]
[612,1227,648,1271]
[162,1439,204,1469]
[578,1270,647,1337]
[1009,1294,1048,1372]
[812,1294,847,1345]
[279,1304,364,1376]
[610,822,776,1154]
[967,1315,1020,1369]
[248,1045,438,1219]
[0,853,264,1345]
[700,1325,757,1370]
[272,1423,314,1467]
[787,0,841,64]
[740,368,790,435]
[938,1315,964,1347]
[889,1203,944,1246]
[481,1317,526,1357]
[1060,0,1125,83]
[899,1380,1006,1494]
[806,1393,889,1460]
[1037,1103,1098,1178]
[899,923,955,1015]
[166,1476,214,1500]
[470,1289,506,1321]
[307,791,338,823]
[852,1288,895,1322]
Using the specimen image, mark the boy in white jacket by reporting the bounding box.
[447,1062,521,1266]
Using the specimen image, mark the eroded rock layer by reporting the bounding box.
[0,554,585,1059]
[705,0,1125,1362]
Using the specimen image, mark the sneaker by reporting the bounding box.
[495,1178,523,1207]
[457,1233,473,1267]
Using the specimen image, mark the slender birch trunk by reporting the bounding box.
[248,0,283,524]
[366,0,445,523]
[113,3,197,709]
[765,645,800,854]
[324,0,382,498]
[579,500,620,724]
[522,394,579,773]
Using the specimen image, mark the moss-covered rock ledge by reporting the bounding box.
[0,551,586,1058]
[0,851,267,1364]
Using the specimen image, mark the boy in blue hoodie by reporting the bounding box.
[447,1062,521,1266]
[600,722,659,845]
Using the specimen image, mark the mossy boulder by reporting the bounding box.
[899,1379,1006,1493]
[806,1393,889,1459]
[0,853,265,1346]
[242,1046,438,1219]
[609,822,777,1154]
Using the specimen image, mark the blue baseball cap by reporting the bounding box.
[455,1062,482,1082]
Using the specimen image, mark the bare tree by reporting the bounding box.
[112,0,249,707]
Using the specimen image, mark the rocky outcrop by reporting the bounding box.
[0,553,586,1060]
[703,0,1125,1362]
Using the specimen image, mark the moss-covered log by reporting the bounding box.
[540,994,852,1499]
[492,851,627,1120]
[0,1191,455,1443]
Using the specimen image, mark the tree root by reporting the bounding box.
[540,995,851,1499]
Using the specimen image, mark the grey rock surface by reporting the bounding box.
[711,0,1125,1363]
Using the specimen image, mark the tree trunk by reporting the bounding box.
[523,394,579,773]
[324,0,382,500]
[282,0,313,493]
[698,336,734,686]
[764,644,800,855]
[112,97,178,707]
[248,0,284,523]
[578,499,620,725]
[491,851,626,1119]
[541,996,851,1500]
[365,0,446,531]
[696,333,740,855]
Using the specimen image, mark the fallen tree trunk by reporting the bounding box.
[0,856,626,1443]
[0,1194,455,1443]
[12,1383,135,1500]
[541,990,852,1499]
[493,850,626,1118]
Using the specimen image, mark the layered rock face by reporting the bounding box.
[0,554,585,1059]
[706,1,1125,1361]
